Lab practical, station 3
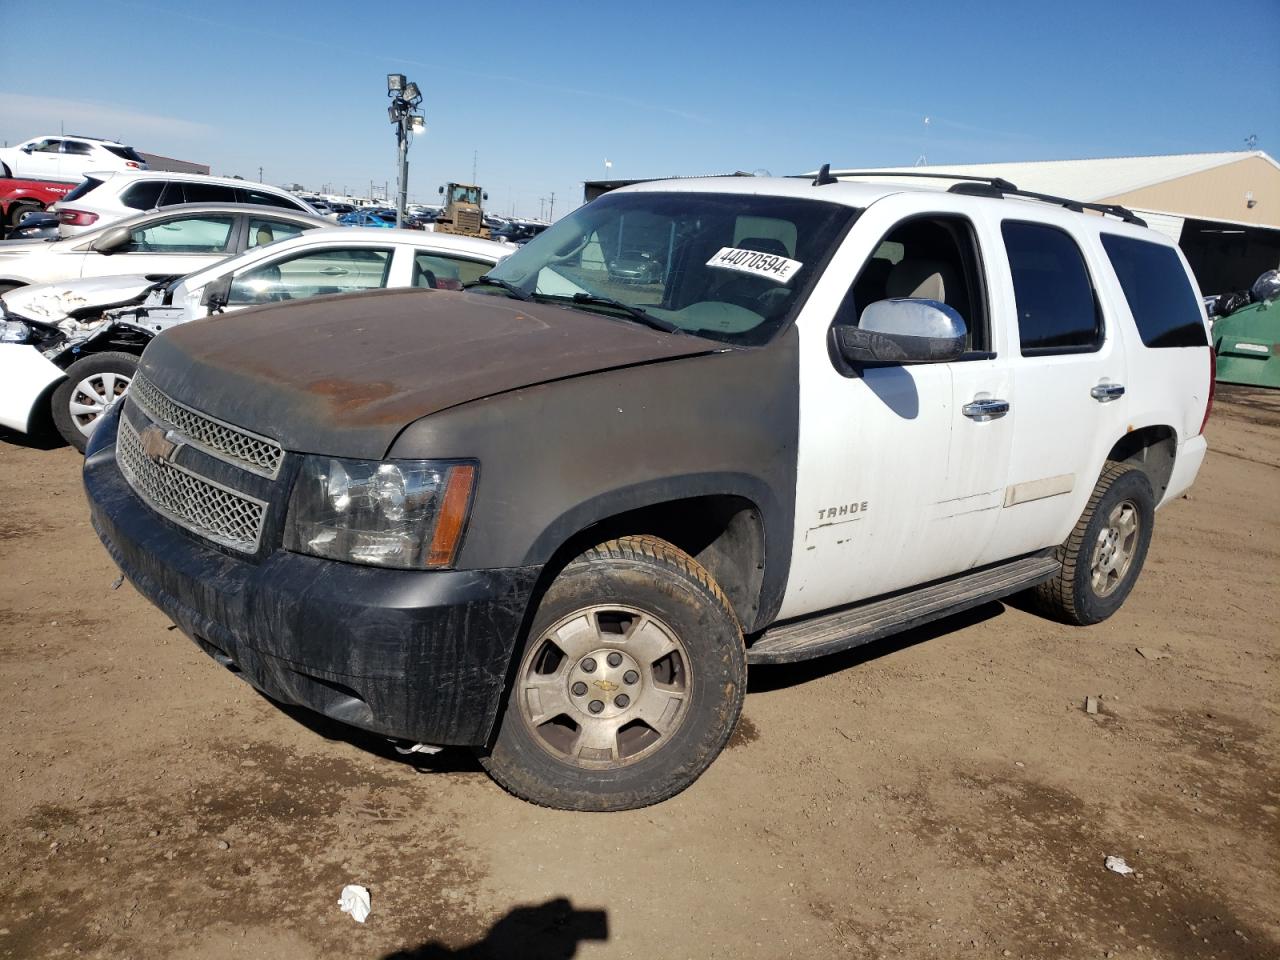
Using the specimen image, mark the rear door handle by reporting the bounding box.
[1091,382,1126,402]
[962,398,1010,421]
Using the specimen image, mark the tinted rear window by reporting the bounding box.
[1100,234,1207,348]
[63,141,94,156]
[61,176,104,203]
[1002,221,1102,355]
[105,145,146,163]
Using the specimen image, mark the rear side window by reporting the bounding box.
[122,180,165,210]
[63,141,94,156]
[62,176,104,203]
[1002,221,1102,355]
[247,217,307,248]
[1100,234,1208,348]
[182,182,238,204]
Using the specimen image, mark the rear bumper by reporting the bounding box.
[83,409,539,746]
[0,344,63,433]
[1161,434,1207,506]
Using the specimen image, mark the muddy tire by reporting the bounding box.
[1035,462,1155,626]
[481,535,746,811]
[52,352,138,453]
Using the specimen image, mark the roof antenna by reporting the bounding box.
[812,163,838,187]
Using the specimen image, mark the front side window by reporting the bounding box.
[228,247,392,304]
[485,191,858,345]
[121,180,165,210]
[247,218,307,248]
[240,188,304,210]
[123,215,235,254]
[413,252,493,290]
[1100,234,1207,348]
[31,138,62,154]
[832,215,990,354]
[1002,221,1102,355]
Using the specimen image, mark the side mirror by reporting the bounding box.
[91,225,133,254]
[202,274,232,311]
[482,192,489,201]
[438,185,444,195]
[833,299,967,365]
[20,144,34,154]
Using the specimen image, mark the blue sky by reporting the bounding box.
[3,0,1277,218]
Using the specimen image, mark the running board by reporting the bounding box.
[747,553,1060,665]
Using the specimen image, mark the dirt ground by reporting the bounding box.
[1,386,1276,960]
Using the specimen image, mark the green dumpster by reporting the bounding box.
[1214,299,1280,389]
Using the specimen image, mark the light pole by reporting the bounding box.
[386,74,426,228]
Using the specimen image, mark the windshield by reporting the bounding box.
[485,191,858,345]
[450,185,480,204]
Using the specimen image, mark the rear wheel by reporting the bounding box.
[481,536,746,811]
[51,352,138,453]
[1034,462,1155,625]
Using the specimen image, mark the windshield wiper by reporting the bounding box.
[463,276,531,301]
[565,293,683,334]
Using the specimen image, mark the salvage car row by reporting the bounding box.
[0,202,511,448]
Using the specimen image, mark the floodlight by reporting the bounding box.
[410,115,426,133]
[387,73,405,95]
[404,81,421,104]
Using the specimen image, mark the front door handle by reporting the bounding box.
[1091,382,1126,403]
[962,397,1010,421]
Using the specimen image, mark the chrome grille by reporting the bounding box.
[117,412,267,553]
[129,376,284,478]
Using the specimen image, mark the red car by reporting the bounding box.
[1,177,78,233]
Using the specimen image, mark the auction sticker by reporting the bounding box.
[706,246,802,284]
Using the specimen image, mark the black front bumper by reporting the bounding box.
[83,410,540,747]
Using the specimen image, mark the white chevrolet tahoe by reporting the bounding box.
[83,170,1213,811]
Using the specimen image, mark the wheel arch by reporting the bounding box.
[1105,425,1178,503]
[524,476,784,633]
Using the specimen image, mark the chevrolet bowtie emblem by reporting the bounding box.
[593,679,619,693]
[139,424,180,464]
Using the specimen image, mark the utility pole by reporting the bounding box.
[548,192,555,221]
[258,165,263,183]
[472,150,477,184]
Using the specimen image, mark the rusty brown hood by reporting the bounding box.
[137,287,722,459]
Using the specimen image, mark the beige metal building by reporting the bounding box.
[830,152,1280,295]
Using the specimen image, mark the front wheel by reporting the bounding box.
[1034,462,1155,625]
[481,536,746,811]
[51,352,138,452]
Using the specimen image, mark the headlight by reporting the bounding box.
[0,319,31,344]
[284,457,477,569]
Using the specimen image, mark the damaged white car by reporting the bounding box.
[0,227,511,450]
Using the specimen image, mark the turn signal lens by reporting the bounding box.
[427,464,476,567]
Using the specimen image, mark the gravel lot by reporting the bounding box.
[1,386,1276,960]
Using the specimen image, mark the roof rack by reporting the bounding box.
[824,169,1148,227]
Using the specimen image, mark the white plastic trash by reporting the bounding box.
[339,884,372,923]
[1104,856,1134,876]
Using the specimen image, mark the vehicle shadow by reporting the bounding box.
[257,694,486,775]
[0,423,66,451]
[382,897,608,959]
[746,600,1006,693]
